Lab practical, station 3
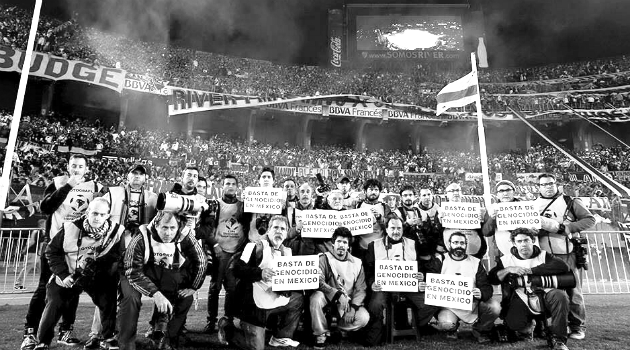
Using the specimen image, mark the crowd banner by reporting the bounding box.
[229,162,249,173]
[274,166,296,177]
[612,171,630,182]
[243,187,286,214]
[0,46,125,92]
[516,173,545,184]
[436,195,492,207]
[441,202,481,229]
[425,273,474,311]
[271,255,319,291]
[495,201,541,231]
[374,260,418,292]
[577,197,611,211]
[300,208,373,238]
[465,173,483,182]
[124,72,169,95]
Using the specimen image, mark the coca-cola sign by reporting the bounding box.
[330,36,342,68]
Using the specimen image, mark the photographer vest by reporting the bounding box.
[137,225,186,269]
[372,236,417,262]
[534,195,574,254]
[50,176,103,239]
[107,186,157,227]
[500,251,552,308]
[242,238,292,309]
[356,201,386,249]
[440,254,480,323]
[61,220,123,275]
[215,198,246,253]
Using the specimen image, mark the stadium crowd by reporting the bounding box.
[3,4,630,111]
[4,111,627,202]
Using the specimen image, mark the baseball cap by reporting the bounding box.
[337,176,350,184]
[128,164,149,176]
[495,180,516,191]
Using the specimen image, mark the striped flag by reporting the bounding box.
[435,71,479,115]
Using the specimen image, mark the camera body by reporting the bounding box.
[315,173,331,194]
[71,257,97,287]
[507,273,576,290]
[571,237,589,270]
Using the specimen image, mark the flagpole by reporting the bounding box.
[470,52,493,210]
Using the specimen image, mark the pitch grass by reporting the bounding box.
[1,294,629,350]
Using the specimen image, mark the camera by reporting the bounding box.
[571,237,589,270]
[315,173,331,194]
[157,192,215,213]
[507,273,576,290]
[71,257,97,288]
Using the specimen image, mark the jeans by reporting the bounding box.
[207,250,237,323]
[309,291,369,336]
[556,253,586,332]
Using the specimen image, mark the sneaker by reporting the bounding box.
[21,333,38,350]
[445,331,458,340]
[58,328,81,346]
[33,344,49,350]
[268,336,299,348]
[14,284,26,290]
[472,329,491,344]
[144,325,154,338]
[552,339,569,350]
[99,338,119,350]
[314,334,326,350]
[84,336,102,350]
[569,330,585,340]
[203,321,216,334]
[217,317,230,345]
[516,331,534,342]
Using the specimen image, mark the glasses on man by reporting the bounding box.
[497,188,513,193]
[539,182,556,187]
[446,189,461,193]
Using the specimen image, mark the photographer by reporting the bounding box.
[488,228,572,350]
[118,211,207,350]
[534,174,595,340]
[34,198,124,350]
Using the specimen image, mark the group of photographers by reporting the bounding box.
[19,156,594,350]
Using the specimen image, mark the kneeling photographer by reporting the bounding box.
[35,198,125,350]
[489,228,574,350]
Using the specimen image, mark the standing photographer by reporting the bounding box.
[534,174,595,340]
[34,198,124,350]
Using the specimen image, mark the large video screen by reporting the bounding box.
[356,15,464,51]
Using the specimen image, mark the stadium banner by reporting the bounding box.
[328,9,344,68]
[516,173,544,184]
[576,197,611,211]
[124,72,169,95]
[612,171,630,182]
[0,46,125,92]
[274,166,296,177]
[435,195,495,207]
[565,172,598,183]
[375,260,418,292]
[229,162,249,173]
[465,173,483,182]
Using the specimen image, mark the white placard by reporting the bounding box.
[441,202,481,229]
[496,201,541,231]
[300,208,373,238]
[271,255,319,291]
[243,187,286,214]
[425,273,474,311]
[375,260,418,292]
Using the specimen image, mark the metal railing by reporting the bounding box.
[581,231,630,294]
[1,227,630,294]
[1,227,42,293]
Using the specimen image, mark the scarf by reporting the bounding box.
[82,219,111,241]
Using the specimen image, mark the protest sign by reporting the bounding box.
[300,208,373,238]
[271,255,319,291]
[441,203,481,229]
[243,187,286,214]
[496,201,541,230]
[425,273,474,311]
[375,260,418,292]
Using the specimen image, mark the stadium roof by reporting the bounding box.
[8,0,630,68]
